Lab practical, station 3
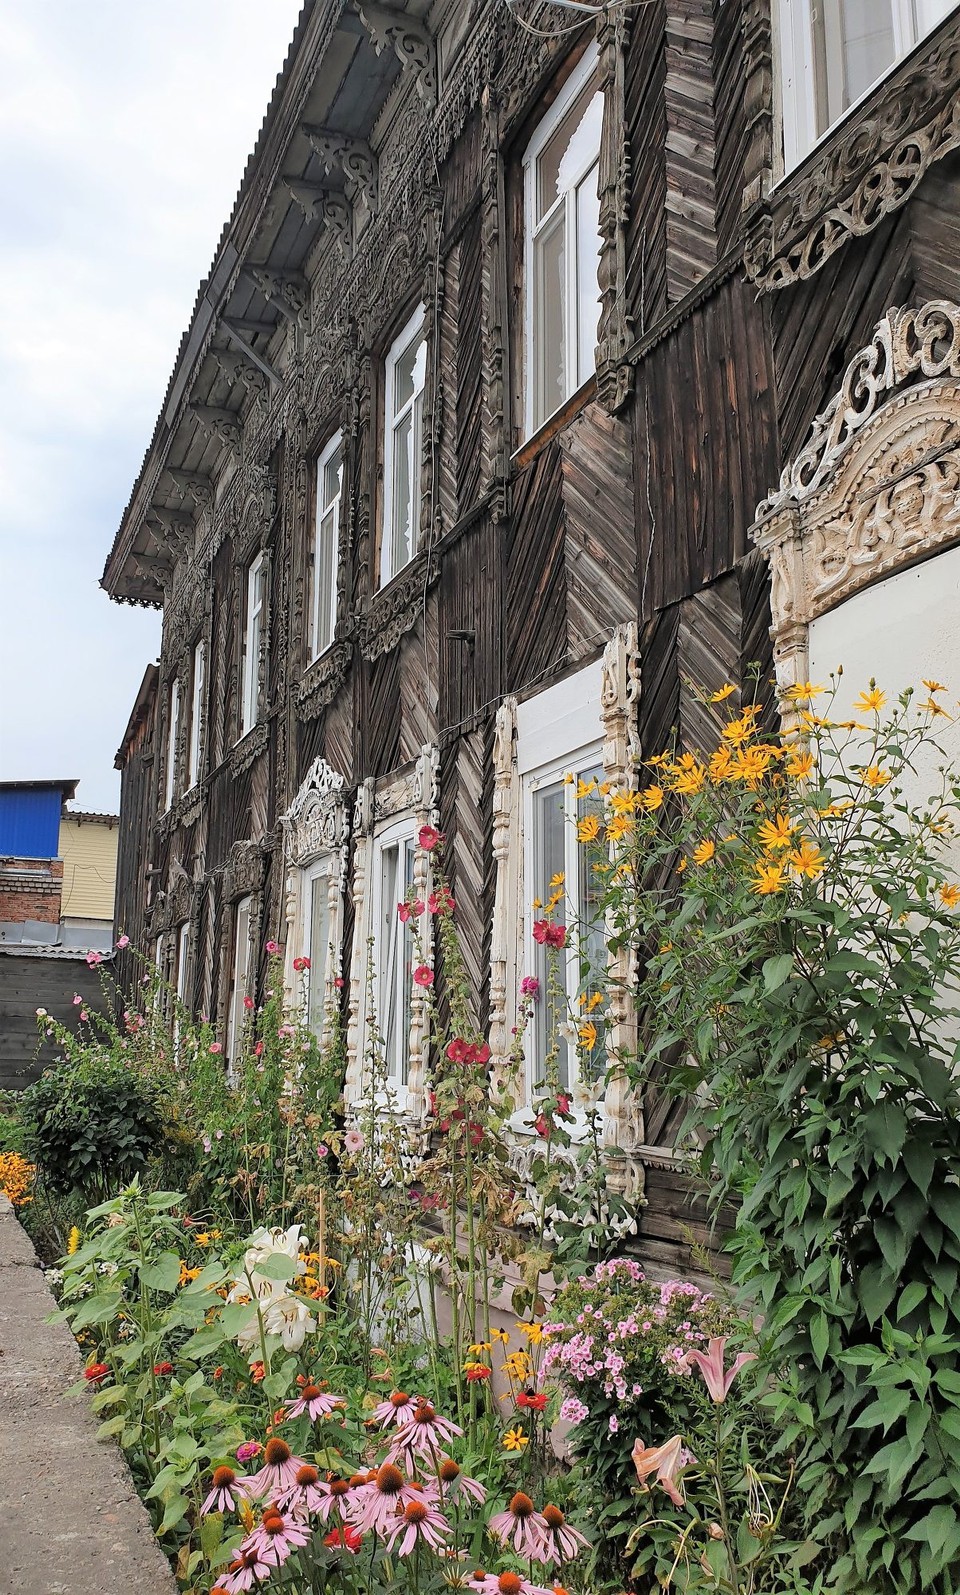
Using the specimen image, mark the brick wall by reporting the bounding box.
[0,857,64,925]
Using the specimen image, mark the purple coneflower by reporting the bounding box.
[388,1399,463,1464]
[350,1461,433,1535]
[307,1474,354,1523]
[277,1462,330,1516]
[201,1464,244,1515]
[237,1436,307,1499]
[436,1457,486,1504]
[384,1496,451,1556]
[468,1572,554,1595]
[488,1492,549,1558]
[369,1389,422,1428]
[220,1544,276,1592]
[284,1383,346,1422]
[247,1505,311,1566]
[535,1504,590,1563]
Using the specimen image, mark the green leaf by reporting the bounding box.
[863,1103,907,1162]
[139,1251,181,1294]
[762,953,794,992]
[858,1262,898,1325]
[810,1309,830,1370]
[253,1253,298,1283]
[896,1281,927,1319]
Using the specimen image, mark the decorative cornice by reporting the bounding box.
[247,267,309,323]
[188,403,242,451]
[745,20,960,291]
[295,639,353,720]
[302,126,378,209]
[355,4,437,106]
[357,549,441,661]
[229,719,270,778]
[754,301,960,520]
[164,467,213,510]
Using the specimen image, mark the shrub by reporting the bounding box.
[20,1061,166,1201]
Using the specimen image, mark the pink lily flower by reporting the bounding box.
[631,1435,691,1507]
[684,1336,757,1402]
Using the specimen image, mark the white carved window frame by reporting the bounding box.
[345,743,440,1120]
[185,637,206,793]
[381,305,427,588]
[488,628,641,1155]
[163,676,181,812]
[750,301,960,711]
[240,550,268,739]
[281,757,350,1048]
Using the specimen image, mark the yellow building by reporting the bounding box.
[58,812,118,933]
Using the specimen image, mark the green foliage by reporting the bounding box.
[21,1060,166,1200]
[600,682,960,1592]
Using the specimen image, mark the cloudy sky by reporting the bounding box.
[0,1,303,812]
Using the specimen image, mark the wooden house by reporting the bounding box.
[103,0,960,1269]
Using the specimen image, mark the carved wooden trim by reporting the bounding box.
[596,7,634,412]
[230,718,269,777]
[751,302,960,712]
[488,695,519,1083]
[281,757,350,1031]
[295,640,353,720]
[358,548,441,661]
[356,4,437,106]
[745,18,960,291]
[223,839,268,904]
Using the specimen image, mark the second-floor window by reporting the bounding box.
[240,552,267,737]
[164,678,180,811]
[524,43,603,436]
[185,638,205,791]
[381,308,426,587]
[779,0,955,169]
[311,433,343,659]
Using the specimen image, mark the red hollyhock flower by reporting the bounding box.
[556,1092,572,1116]
[293,956,311,972]
[446,1038,469,1063]
[532,920,567,949]
[466,1041,491,1066]
[418,825,443,851]
[428,888,455,916]
[413,965,434,987]
[534,1113,550,1138]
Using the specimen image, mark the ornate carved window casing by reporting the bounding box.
[281,758,350,1046]
[595,8,634,412]
[221,840,268,1064]
[487,629,642,1191]
[750,301,960,714]
[344,744,440,1120]
[743,4,960,291]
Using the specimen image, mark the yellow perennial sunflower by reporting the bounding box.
[576,813,601,843]
[940,884,960,909]
[640,783,664,811]
[757,814,794,850]
[853,687,886,713]
[692,839,716,865]
[752,861,786,895]
[788,839,825,879]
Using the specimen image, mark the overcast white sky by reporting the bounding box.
[0,0,303,812]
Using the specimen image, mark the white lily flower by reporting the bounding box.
[263,1292,315,1352]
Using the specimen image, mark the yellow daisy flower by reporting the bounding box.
[788,839,825,879]
[577,813,601,844]
[692,839,715,865]
[923,680,947,693]
[578,1020,598,1051]
[709,683,737,702]
[785,748,815,779]
[784,682,825,703]
[752,861,786,895]
[940,884,960,909]
[640,784,664,811]
[757,814,794,851]
[503,1428,529,1452]
[853,686,886,713]
[861,766,890,789]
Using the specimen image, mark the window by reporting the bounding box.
[372,824,418,1087]
[304,859,335,1040]
[176,921,191,1008]
[524,43,603,436]
[164,678,180,810]
[311,434,343,659]
[185,639,205,791]
[525,753,607,1095]
[779,0,955,169]
[226,894,252,1066]
[381,308,426,586]
[240,553,267,737]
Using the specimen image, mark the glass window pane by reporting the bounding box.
[914,0,953,31]
[394,331,425,410]
[817,0,896,127]
[575,162,601,387]
[307,875,330,1037]
[391,409,414,571]
[532,780,569,1085]
[314,507,337,654]
[536,82,603,221]
[322,444,343,511]
[534,212,566,430]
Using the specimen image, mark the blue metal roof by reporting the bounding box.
[0,787,67,859]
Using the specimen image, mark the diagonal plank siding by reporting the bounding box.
[560,403,638,657]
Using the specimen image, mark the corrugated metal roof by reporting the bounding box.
[0,788,67,859]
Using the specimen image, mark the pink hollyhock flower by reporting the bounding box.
[437,1458,486,1504]
[520,976,540,998]
[428,888,455,916]
[684,1337,756,1402]
[317,1143,329,1158]
[324,1524,362,1553]
[398,899,425,922]
[387,1400,463,1466]
[413,965,434,987]
[631,1435,691,1507]
[556,1092,572,1115]
[384,1496,450,1557]
[209,1042,222,1054]
[344,1129,365,1154]
[335,976,344,988]
[221,1545,276,1591]
[254,1040,264,1057]
[350,1461,431,1535]
[237,1437,307,1500]
[115,934,130,949]
[85,950,102,967]
[293,955,310,972]
[80,1010,89,1022]
[418,824,443,851]
[536,1504,590,1563]
[284,1384,346,1422]
[265,939,281,954]
[201,1464,244,1515]
[73,994,83,1006]
[369,1390,421,1429]
[488,1491,549,1558]
[247,1506,311,1566]
[243,995,255,1011]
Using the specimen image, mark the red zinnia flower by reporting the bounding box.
[84,1362,109,1383]
[517,1391,548,1411]
[153,1361,174,1376]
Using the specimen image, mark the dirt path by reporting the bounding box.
[0,1194,176,1594]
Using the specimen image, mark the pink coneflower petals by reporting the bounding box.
[369,1390,422,1428]
[284,1385,346,1422]
[237,1437,307,1499]
[247,1507,311,1566]
[488,1492,550,1558]
[536,1504,590,1563]
[468,1573,555,1595]
[350,1461,433,1535]
[221,1544,276,1592]
[201,1464,244,1516]
[384,1496,451,1557]
[387,1400,463,1465]
[276,1462,330,1516]
[437,1457,486,1504]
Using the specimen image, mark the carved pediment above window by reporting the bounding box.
[295,639,353,721]
[751,301,960,708]
[358,547,441,661]
[282,757,349,869]
[233,462,278,560]
[745,19,960,291]
[223,840,268,904]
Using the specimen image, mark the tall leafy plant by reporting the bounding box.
[596,681,960,1591]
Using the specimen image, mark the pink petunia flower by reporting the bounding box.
[201,1465,244,1516]
[383,1496,450,1557]
[488,1492,549,1558]
[413,965,434,987]
[237,1437,308,1500]
[284,1384,346,1422]
[683,1337,756,1402]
